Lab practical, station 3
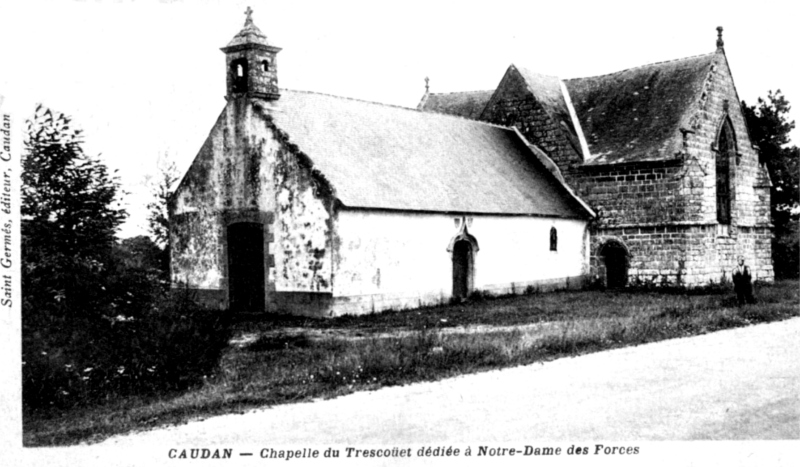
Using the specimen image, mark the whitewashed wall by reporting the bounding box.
[332,210,589,314]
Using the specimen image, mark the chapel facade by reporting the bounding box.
[169,11,595,317]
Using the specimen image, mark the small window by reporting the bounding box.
[261,60,270,72]
[549,227,558,251]
[231,59,249,93]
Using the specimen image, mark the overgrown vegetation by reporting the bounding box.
[21,106,231,412]
[23,291,233,409]
[24,280,799,446]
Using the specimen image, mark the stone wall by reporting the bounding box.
[480,68,583,171]
[591,226,689,287]
[170,99,272,299]
[676,51,774,282]
[572,52,773,286]
[682,52,772,229]
[570,162,687,228]
[682,225,774,284]
[224,47,280,99]
[591,224,773,287]
[270,118,335,294]
[170,98,335,310]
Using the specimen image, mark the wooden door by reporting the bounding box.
[452,240,471,299]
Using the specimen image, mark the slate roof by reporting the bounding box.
[222,14,278,50]
[418,90,493,120]
[266,90,590,218]
[564,53,715,165]
[420,67,585,160]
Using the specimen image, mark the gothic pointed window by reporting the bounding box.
[716,119,735,225]
[549,227,558,251]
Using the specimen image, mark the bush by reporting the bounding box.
[22,216,235,411]
[468,289,494,302]
[773,217,800,279]
[19,107,233,413]
[22,289,232,410]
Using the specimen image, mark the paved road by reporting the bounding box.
[18,318,800,466]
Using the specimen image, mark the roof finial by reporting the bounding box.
[716,26,724,48]
[244,6,254,27]
[424,76,430,93]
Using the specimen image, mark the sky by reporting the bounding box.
[0,0,798,239]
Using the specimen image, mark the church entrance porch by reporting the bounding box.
[227,222,266,312]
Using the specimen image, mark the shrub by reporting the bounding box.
[468,289,493,302]
[22,289,232,410]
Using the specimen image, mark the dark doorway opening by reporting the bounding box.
[227,222,265,312]
[600,241,628,289]
[452,240,473,299]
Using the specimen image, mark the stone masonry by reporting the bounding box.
[473,47,774,287]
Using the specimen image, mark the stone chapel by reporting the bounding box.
[420,26,774,288]
[169,12,772,316]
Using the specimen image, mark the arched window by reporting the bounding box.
[231,59,248,94]
[716,119,735,225]
[549,227,558,251]
[261,60,270,72]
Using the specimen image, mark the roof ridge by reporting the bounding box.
[415,108,512,129]
[281,88,513,131]
[512,65,559,79]
[564,51,716,82]
[280,88,417,111]
[427,90,494,96]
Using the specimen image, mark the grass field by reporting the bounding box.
[24,280,800,446]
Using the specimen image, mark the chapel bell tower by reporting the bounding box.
[221,7,281,100]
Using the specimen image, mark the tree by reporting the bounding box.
[20,107,231,410]
[145,153,180,276]
[742,90,800,278]
[22,104,127,313]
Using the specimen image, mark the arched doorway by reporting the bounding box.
[599,240,628,289]
[452,240,473,299]
[227,222,265,312]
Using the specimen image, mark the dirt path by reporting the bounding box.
[115,317,800,444]
[229,320,569,346]
[20,318,800,466]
